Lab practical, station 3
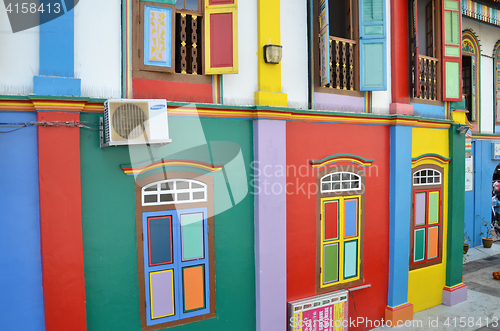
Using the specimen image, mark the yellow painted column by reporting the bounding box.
[254,0,288,107]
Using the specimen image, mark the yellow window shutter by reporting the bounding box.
[204,0,238,75]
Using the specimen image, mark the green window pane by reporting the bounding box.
[414,229,426,262]
[428,191,440,224]
[323,243,338,284]
[445,62,460,99]
[344,240,358,279]
[180,213,204,261]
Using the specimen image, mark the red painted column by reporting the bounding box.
[389,0,414,115]
[37,110,87,331]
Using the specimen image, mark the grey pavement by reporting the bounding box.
[374,241,500,331]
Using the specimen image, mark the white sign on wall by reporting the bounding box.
[492,142,500,160]
[465,156,473,191]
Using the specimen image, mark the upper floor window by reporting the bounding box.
[314,0,387,96]
[494,41,500,125]
[462,31,480,123]
[411,0,462,103]
[133,0,238,80]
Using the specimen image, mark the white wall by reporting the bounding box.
[75,0,121,99]
[371,0,392,114]
[281,0,308,110]
[462,18,499,133]
[0,7,39,95]
[223,0,258,107]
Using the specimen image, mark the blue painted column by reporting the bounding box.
[0,112,45,330]
[253,119,287,331]
[385,124,414,325]
[34,3,81,96]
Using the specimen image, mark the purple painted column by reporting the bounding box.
[253,119,287,331]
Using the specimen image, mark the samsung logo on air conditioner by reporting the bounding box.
[150,104,166,110]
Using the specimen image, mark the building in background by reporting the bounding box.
[0,1,470,330]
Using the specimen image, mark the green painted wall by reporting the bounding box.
[81,113,256,330]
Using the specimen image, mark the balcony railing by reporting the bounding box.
[414,55,438,101]
[175,12,201,75]
[328,36,356,90]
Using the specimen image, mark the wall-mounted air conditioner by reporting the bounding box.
[101,99,172,147]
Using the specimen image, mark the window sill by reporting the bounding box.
[315,86,364,97]
[410,97,444,107]
[133,70,212,84]
[316,278,364,295]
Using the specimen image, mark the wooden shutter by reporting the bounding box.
[204,0,238,75]
[442,0,462,101]
[319,0,330,86]
[412,0,420,97]
[359,0,387,91]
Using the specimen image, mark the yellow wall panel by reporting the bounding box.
[412,128,449,159]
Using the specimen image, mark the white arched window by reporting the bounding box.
[142,179,207,206]
[321,172,361,193]
[413,169,441,186]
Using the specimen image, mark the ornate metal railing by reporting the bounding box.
[176,12,201,75]
[328,36,356,90]
[415,55,438,101]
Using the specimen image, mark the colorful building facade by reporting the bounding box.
[0,0,470,330]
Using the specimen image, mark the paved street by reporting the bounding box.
[375,242,500,331]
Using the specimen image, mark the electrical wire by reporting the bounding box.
[0,121,103,133]
[347,288,367,331]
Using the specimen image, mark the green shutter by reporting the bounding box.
[442,0,462,101]
[359,0,387,91]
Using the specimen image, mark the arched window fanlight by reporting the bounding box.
[321,172,361,193]
[413,169,441,186]
[142,179,207,206]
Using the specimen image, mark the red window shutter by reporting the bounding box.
[412,0,420,97]
[204,0,238,74]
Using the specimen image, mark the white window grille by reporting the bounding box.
[142,179,207,206]
[321,172,361,193]
[413,169,441,186]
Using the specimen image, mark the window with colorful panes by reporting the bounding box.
[410,166,444,270]
[135,174,215,330]
[133,0,238,78]
[317,170,364,293]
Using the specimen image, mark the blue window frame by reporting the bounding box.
[142,207,210,326]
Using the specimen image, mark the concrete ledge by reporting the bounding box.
[384,302,413,327]
[442,284,467,306]
[34,76,81,97]
[389,103,414,116]
[254,91,287,107]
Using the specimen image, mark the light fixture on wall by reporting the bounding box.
[457,125,470,135]
[264,44,283,64]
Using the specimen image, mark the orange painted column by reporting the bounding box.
[37,110,87,331]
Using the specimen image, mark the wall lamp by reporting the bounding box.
[264,44,283,64]
[457,125,470,135]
